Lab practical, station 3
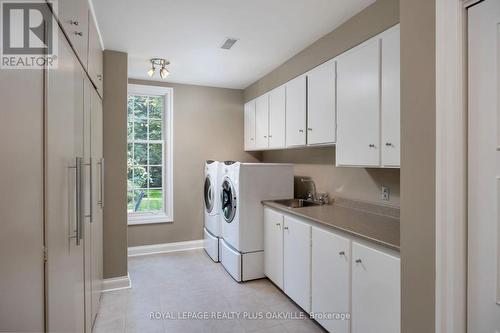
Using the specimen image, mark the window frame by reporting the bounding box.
[127,84,174,225]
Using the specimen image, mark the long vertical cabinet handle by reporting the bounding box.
[88,158,93,223]
[99,158,104,208]
[75,157,83,245]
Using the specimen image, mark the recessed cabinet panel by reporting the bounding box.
[255,94,269,149]
[58,0,89,67]
[312,227,350,333]
[381,25,401,167]
[307,59,336,145]
[336,38,381,166]
[87,13,103,97]
[264,208,284,289]
[286,75,307,147]
[268,86,286,149]
[351,242,400,333]
[244,100,256,151]
[283,215,311,312]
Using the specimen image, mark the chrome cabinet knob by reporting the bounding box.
[283,226,289,230]
[355,259,362,263]
[385,142,392,146]
[307,128,312,131]
[74,31,83,36]
[299,129,304,133]
[339,251,345,256]
[70,20,79,26]
[97,74,103,81]
[369,144,375,148]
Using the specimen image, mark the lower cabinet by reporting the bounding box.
[311,227,350,333]
[264,208,284,289]
[283,215,312,312]
[263,207,400,333]
[351,242,400,333]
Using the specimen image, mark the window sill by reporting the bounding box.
[128,215,174,226]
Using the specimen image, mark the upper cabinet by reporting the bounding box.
[336,24,400,167]
[307,59,336,145]
[87,13,103,97]
[381,25,401,167]
[255,94,269,150]
[268,86,286,149]
[244,100,256,151]
[336,38,381,167]
[286,75,307,147]
[57,0,89,66]
[243,24,400,169]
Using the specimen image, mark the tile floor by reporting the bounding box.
[93,249,326,333]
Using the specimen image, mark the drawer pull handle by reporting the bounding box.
[355,259,362,264]
[339,251,345,256]
[74,31,83,36]
[283,226,289,230]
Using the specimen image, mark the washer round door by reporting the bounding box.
[204,175,214,213]
[221,177,237,223]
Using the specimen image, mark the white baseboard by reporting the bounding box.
[102,273,131,292]
[128,239,204,257]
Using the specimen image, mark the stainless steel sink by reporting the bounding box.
[273,198,323,208]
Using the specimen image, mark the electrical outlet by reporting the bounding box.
[382,185,390,201]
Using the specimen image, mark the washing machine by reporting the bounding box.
[219,161,293,282]
[203,160,222,262]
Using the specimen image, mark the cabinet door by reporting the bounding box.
[307,59,336,145]
[381,25,400,167]
[352,242,400,333]
[312,227,350,333]
[255,94,269,149]
[264,208,284,289]
[46,29,85,333]
[284,215,311,312]
[286,75,307,147]
[336,39,380,166]
[58,0,89,67]
[87,13,103,97]
[83,79,92,333]
[244,100,256,151]
[90,88,104,326]
[268,86,286,149]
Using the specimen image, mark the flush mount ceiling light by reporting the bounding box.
[147,58,170,79]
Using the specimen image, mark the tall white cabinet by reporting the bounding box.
[244,100,256,150]
[336,38,381,167]
[268,86,286,149]
[336,24,400,167]
[0,1,104,331]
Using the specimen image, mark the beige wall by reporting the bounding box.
[103,50,129,278]
[262,148,400,206]
[400,0,436,331]
[127,79,260,247]
[244,0,401,207]
[244,0,399,102]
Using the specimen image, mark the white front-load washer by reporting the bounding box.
[203,160,222,262]
[219,161,293,282]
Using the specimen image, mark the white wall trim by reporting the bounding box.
[435,0,468,332]
[102,274,132,292]
[128,240,204,257]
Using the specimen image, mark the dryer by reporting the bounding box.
[203,160,222,262]
[219,162,293,281]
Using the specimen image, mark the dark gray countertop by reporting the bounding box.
[262,198,400,251]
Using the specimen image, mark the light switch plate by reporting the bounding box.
[382,185,390,201]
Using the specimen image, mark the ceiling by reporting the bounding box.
[94,0,375,89]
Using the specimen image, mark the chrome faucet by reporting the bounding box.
[300,178,317,202]
[300,178,329,205]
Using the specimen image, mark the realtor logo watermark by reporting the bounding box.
[1,0,58,69]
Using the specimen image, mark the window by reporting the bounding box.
[127,84,173,224]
